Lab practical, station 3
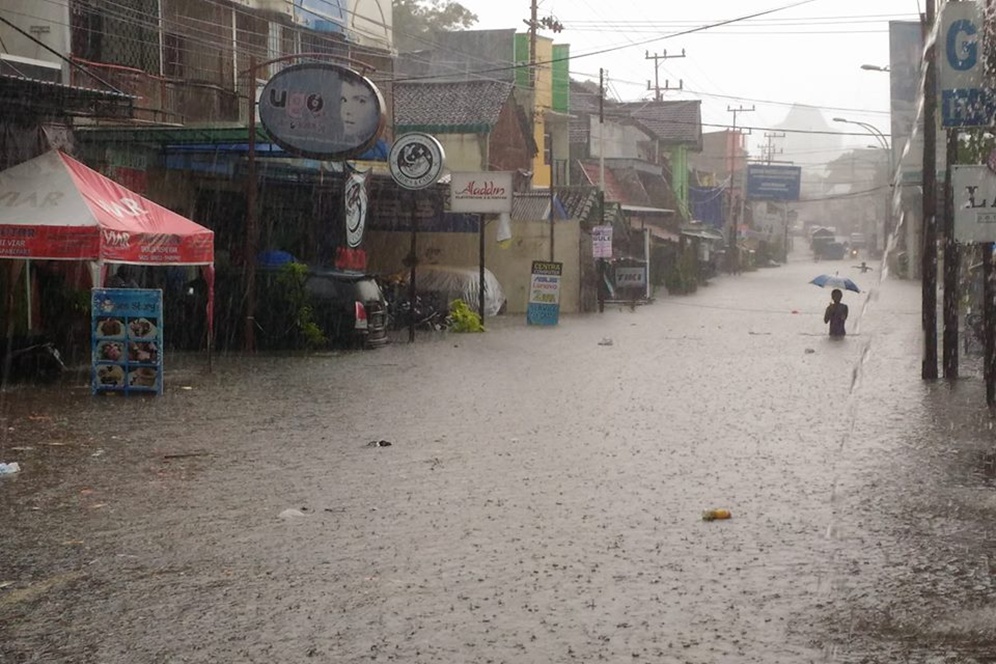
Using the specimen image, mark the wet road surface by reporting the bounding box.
[3,252,996,663]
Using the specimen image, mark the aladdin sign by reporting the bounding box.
[259,62,385,160]
[449,172,514,214]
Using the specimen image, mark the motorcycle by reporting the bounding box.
[0,335,67,384]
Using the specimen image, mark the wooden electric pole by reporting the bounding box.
[727,105,755,273]
[645,49,685,101]
[922,0,938,380]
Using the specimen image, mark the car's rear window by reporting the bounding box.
[354,279,382,302]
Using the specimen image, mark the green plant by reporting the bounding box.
[449,298,484,332]
[664,246,699,294]
[275,262,326,349]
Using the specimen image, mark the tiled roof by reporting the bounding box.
[616,100,702,147]
[394,80,515,132]
[577,161,627,203]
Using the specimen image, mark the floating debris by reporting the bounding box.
[702,508,732,521]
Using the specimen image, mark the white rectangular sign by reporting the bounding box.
[953,165,996,242]
[592,225,613,258]
[615,267,646,288]
[450,171,514,214]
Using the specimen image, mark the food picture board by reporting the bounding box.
[91,288,163,396]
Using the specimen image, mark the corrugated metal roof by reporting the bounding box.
[512,192,568,221]
[0,73,134,119]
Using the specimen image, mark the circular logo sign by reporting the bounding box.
[389,133,446,190]
[258,63,385,160]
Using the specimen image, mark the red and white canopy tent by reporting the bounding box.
[0,150,215,348]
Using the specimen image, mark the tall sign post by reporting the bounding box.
[450,172,514,321]
[939,0,989,383]
[952,165,996,404]
[388,133,446,342]
[250,56,386,351]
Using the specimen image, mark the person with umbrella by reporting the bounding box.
[824,288,848,338]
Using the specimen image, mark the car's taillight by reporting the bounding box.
[354,301,368,330]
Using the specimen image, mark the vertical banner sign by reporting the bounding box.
[92,288,163,395]
[344,167,369,248]
[939,0,989,128]
[592,225,613,258]
[527,261,563,326]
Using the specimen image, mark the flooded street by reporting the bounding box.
[3,253,996,663]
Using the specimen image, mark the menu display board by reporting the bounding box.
[526,261,563,326]
[92,288,163,395]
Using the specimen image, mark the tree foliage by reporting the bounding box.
[393,0,478,52]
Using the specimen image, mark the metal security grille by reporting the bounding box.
[70,0,160,73]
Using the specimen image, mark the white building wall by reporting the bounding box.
[0,0,70,79]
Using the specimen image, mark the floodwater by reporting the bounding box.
[3,251,996,663]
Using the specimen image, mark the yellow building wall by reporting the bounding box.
[365,219,581,314]
[531,37,554,188]
[435,133,487,172]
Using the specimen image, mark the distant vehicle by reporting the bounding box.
[816,241,846,260]
[849,232,867,249]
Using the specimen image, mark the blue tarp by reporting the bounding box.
[690,186,724,229]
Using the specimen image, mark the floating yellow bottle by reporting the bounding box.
[702,508,732,521]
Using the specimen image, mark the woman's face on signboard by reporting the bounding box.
[340,80,378,141]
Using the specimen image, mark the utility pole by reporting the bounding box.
[599,68,606,193]
[645,49,685,101]
[528,0,538,92]
[727,104,755,273]
[922,0,938,380]
[762,131,785,165]
[943,129,959,378]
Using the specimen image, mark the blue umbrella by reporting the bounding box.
[810,273,860,293]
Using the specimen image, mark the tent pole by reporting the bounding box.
[24,259,31,333]
[206,264,215,373]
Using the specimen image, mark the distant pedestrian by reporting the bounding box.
[824,288,848,338]
[108,265,139,289]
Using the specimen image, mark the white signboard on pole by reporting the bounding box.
[592,225,613,258]
[450,172,513,214]
[939,1,990,128]
[953,165,996,242]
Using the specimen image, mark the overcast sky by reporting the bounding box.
[450,0,924,164]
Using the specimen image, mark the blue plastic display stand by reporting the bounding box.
[91,288,163,396]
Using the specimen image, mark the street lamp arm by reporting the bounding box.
[833,117,889,151]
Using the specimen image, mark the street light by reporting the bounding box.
[832,117,890,150]
[834,117,892,257]
[860,64,890,72]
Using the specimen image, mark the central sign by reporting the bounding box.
[258,63,385,160]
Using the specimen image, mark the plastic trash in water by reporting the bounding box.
[0,462,21,475]
[702,508,732,521]
[598,337,614,346]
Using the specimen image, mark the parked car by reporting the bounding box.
[394,264,507,317]
[304,268,389,349]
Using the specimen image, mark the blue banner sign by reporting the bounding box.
[746,165,802,201]
[527,261,563,326]
[92,288,163,396]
